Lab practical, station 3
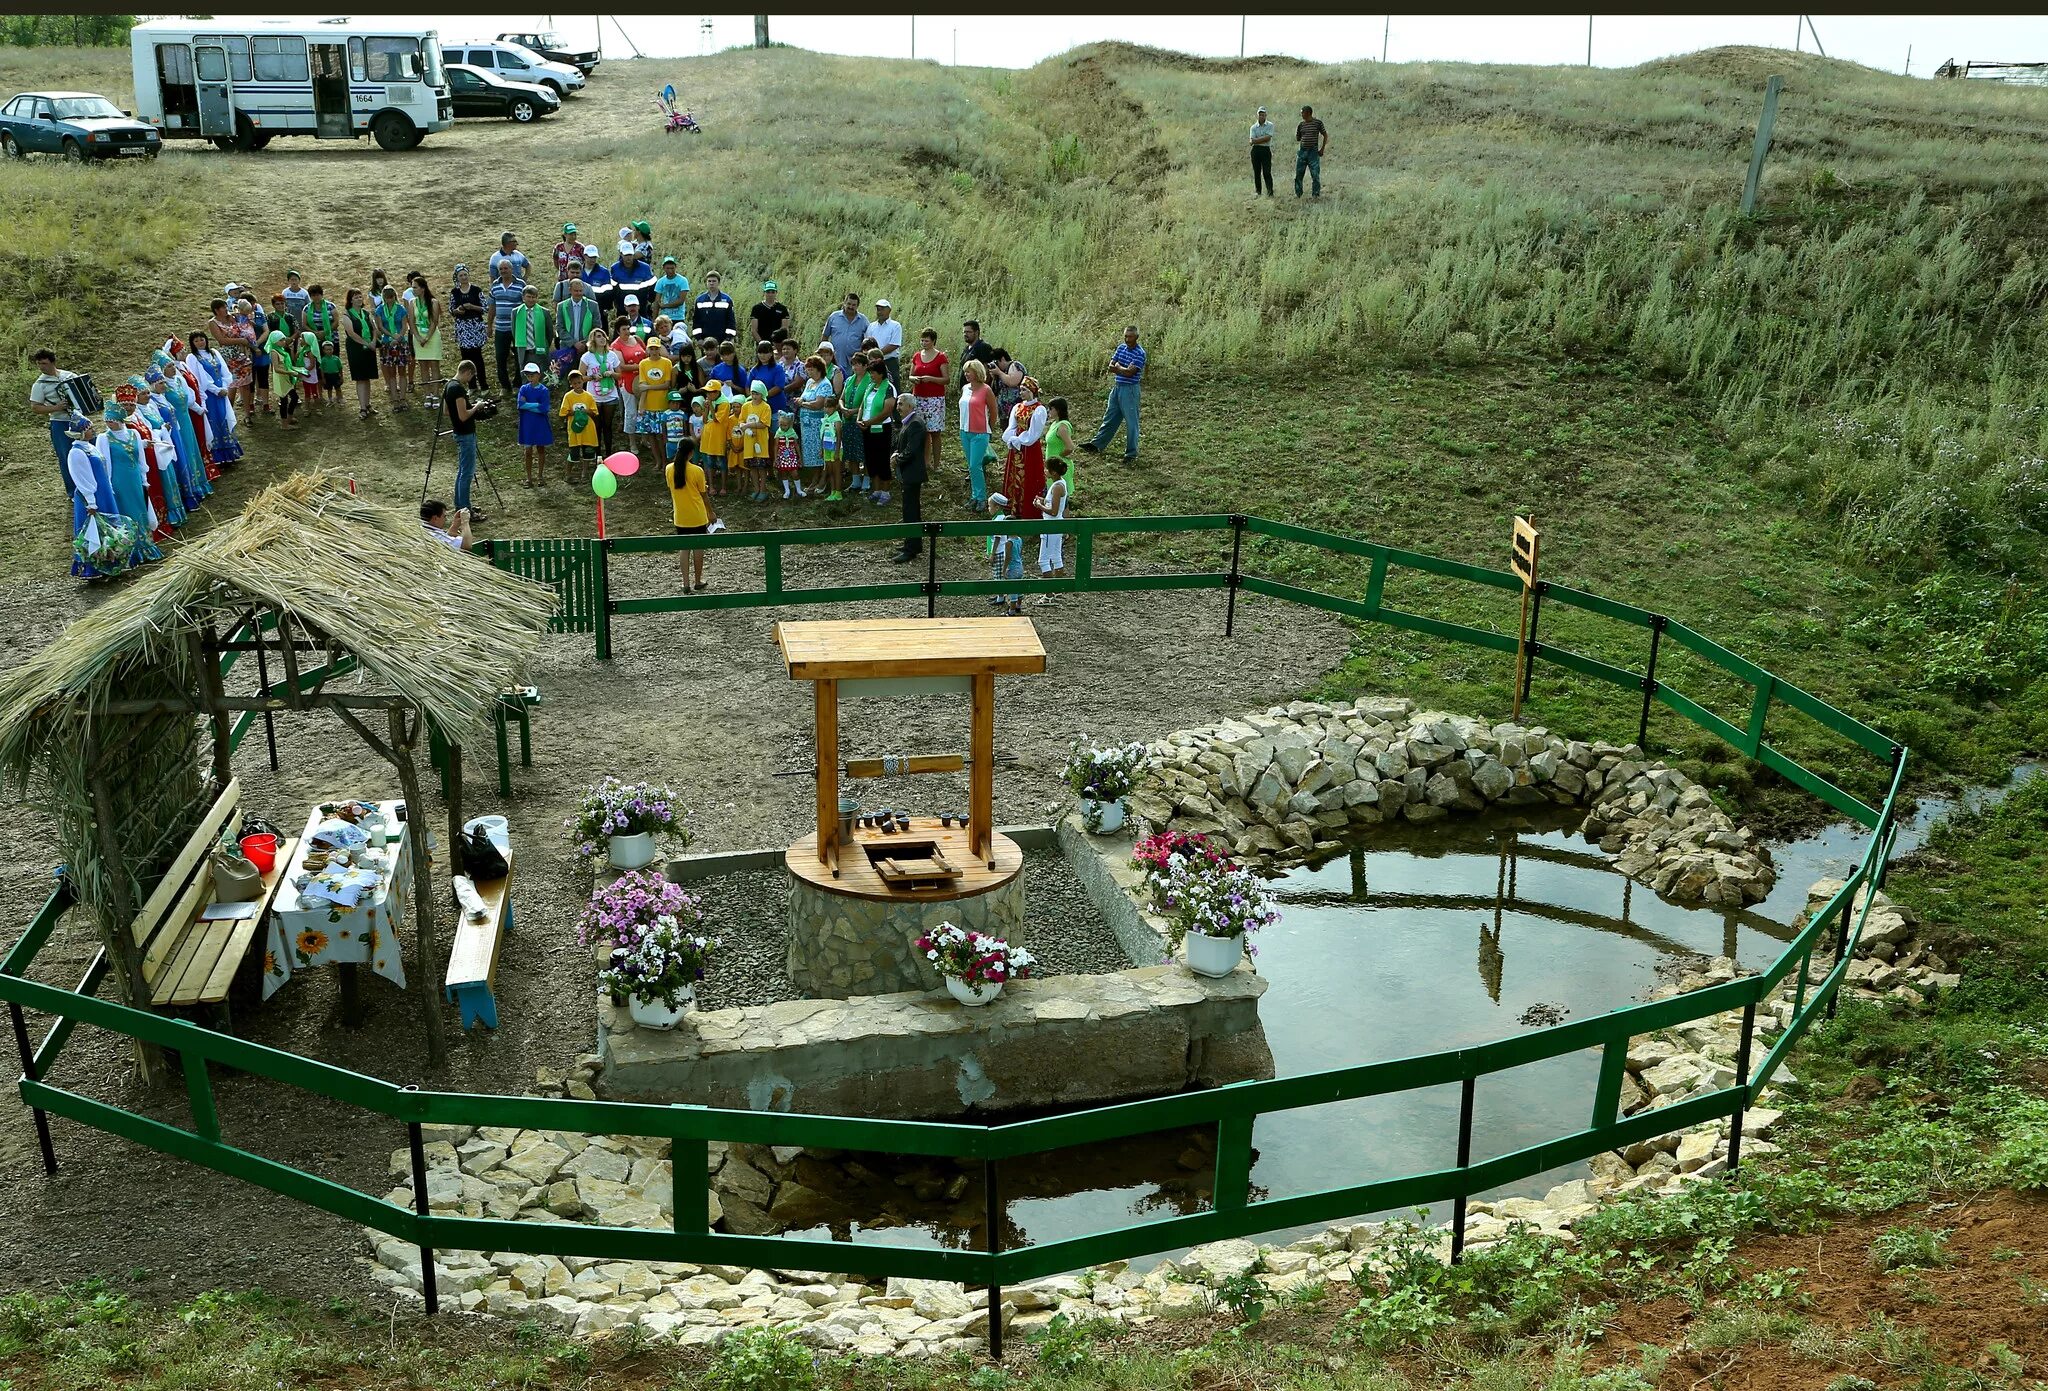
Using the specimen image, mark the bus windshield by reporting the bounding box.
[365,35,425,83]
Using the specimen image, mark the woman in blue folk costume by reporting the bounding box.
[145,366,208,511]
[153,348,215,500]
[99,404,163,566]
[65,413,128,579]
[130,375,188,534]
[185,331,244,465]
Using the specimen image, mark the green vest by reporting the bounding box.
[556,297,597,346]
[514,304,550,352]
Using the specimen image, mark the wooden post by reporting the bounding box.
[82,738,169,1087]
[193,629,232,789]
[815,679,839,870]
[1740,75,1783,217]
[1509,516,1541,721]
[970,673,995,866]
[388,706,447,1069]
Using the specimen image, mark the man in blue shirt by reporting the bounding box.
[489,260,528,392]
[281,269,310,328]
[1082,324,1146,461]
[487,231,530,283]
[823,292,868,374]
[692,273,737,341]
[653,257,691,321]
[573,247,615,317]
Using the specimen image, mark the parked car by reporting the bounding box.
[445,63,559,124]
[441,42,585,99]
[496,30,600,75]
[0,90,161,160]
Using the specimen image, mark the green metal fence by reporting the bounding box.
[5,514,1907,1332]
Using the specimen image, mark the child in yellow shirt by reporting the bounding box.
[700,389,736,497]
[739,380,774,502]
[558,370,600,475]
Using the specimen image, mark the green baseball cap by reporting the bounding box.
[563,222,577,236]
[762,280,778,291]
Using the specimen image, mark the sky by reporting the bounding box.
[385,14,2048,76]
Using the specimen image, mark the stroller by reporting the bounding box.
[656,84,701,135]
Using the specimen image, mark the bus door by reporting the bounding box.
[193,43,236,138]
[155,43,200,129]
[310,43,351,138]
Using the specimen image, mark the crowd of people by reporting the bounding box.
[27,218,1155,588]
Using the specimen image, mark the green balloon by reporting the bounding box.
[591,464,618,499]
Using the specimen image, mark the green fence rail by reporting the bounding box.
[5,514,1907,1329]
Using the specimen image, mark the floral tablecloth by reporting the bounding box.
[262,799,411,999]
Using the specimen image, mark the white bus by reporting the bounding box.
[130,18,453,152]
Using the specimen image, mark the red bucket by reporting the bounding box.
[239,834,279,875]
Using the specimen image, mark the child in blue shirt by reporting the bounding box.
[985,492,1023,615]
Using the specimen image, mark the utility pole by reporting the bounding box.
[1803,15,1826,57]
[910,15,915,59]
[754,15,769,48]
[1794,15,1801,52]
[1382,15,1390,62]
[1240,16,1246,59]
[953,28,958,65]
[1586,15,1592,66]
[1904,44,1912,76]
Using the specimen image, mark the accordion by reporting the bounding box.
[58,373,104,416]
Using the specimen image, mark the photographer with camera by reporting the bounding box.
[442,359,495,526]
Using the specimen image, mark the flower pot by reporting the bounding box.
[946,976,1004,1007]
[607,831,656,870]
[1080,796,1127,835]
[628,986,694,1030]
[1185,931,1245,978]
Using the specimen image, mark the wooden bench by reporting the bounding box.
[132,777,295,1019]
[444,842,514,1030]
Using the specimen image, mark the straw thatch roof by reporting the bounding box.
[0,472,559,773]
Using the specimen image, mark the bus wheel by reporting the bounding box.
[211,136,236,151]
[231,116,262,152]
[371,112,418,151]
[250,133,273,150]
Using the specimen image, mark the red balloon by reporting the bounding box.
[604,449,641,478]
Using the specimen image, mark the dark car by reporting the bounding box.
[0,90,161,161]
[497,30,600,75]
[445,64,560,124]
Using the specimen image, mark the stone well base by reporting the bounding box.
[599,965,1274,1117]
[784,850,1026,997]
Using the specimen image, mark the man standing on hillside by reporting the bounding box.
[960,320,997,386]
[750,281,791,349]
[1294,104,1329,199]
[824,293,869,373]
[1080,325,1146,463]
[870,299,904,387]
[1249,105,1275,196]
[693,273,738,342]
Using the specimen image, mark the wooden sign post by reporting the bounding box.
[1511,515,1541,720]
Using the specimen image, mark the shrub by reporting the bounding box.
[1869,1224,1953,1272]
[1213,1269,1266,1324]
[702,1327,819,1391]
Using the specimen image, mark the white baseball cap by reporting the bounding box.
[624,294,640,305]
[522,362,541,374]
[875,298,892,309]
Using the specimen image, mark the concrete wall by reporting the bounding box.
[599,964,1273,1117]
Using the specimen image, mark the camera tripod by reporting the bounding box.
[420,389,506,513]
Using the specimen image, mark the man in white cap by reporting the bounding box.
[1249,105,1275,196]
[623,294,651,337]
[870,298,903,388]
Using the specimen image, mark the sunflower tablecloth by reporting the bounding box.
[262,799,412,999]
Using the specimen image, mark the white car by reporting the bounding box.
[441,41,584,99]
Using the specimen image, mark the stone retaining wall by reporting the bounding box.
[599,965,1274,1117]
[1130,696,1775,906]
[784,869,1027,997]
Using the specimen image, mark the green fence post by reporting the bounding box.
[1725,1000,1757,1173]
[7,1001,56,1173]
[1638,616,1665,749]
[983,1158,1003,1362]
[1449,1074,1476,1264]
[1225,515,1246,637]
[404,1092,439,1316]
[596,539,613,662]
[926,524,941,618]
[1212,1113,1255,1210]
[180,1036,220,1143]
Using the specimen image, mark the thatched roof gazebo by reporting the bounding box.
[0,474,557,1071]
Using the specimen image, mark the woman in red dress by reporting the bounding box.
[1000,376,1048,523]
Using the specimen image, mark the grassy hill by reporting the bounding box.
[1,40,2045,815]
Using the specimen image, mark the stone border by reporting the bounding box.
[1129,696,1776,907]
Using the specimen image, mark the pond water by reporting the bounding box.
[796,764,2043,1259]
